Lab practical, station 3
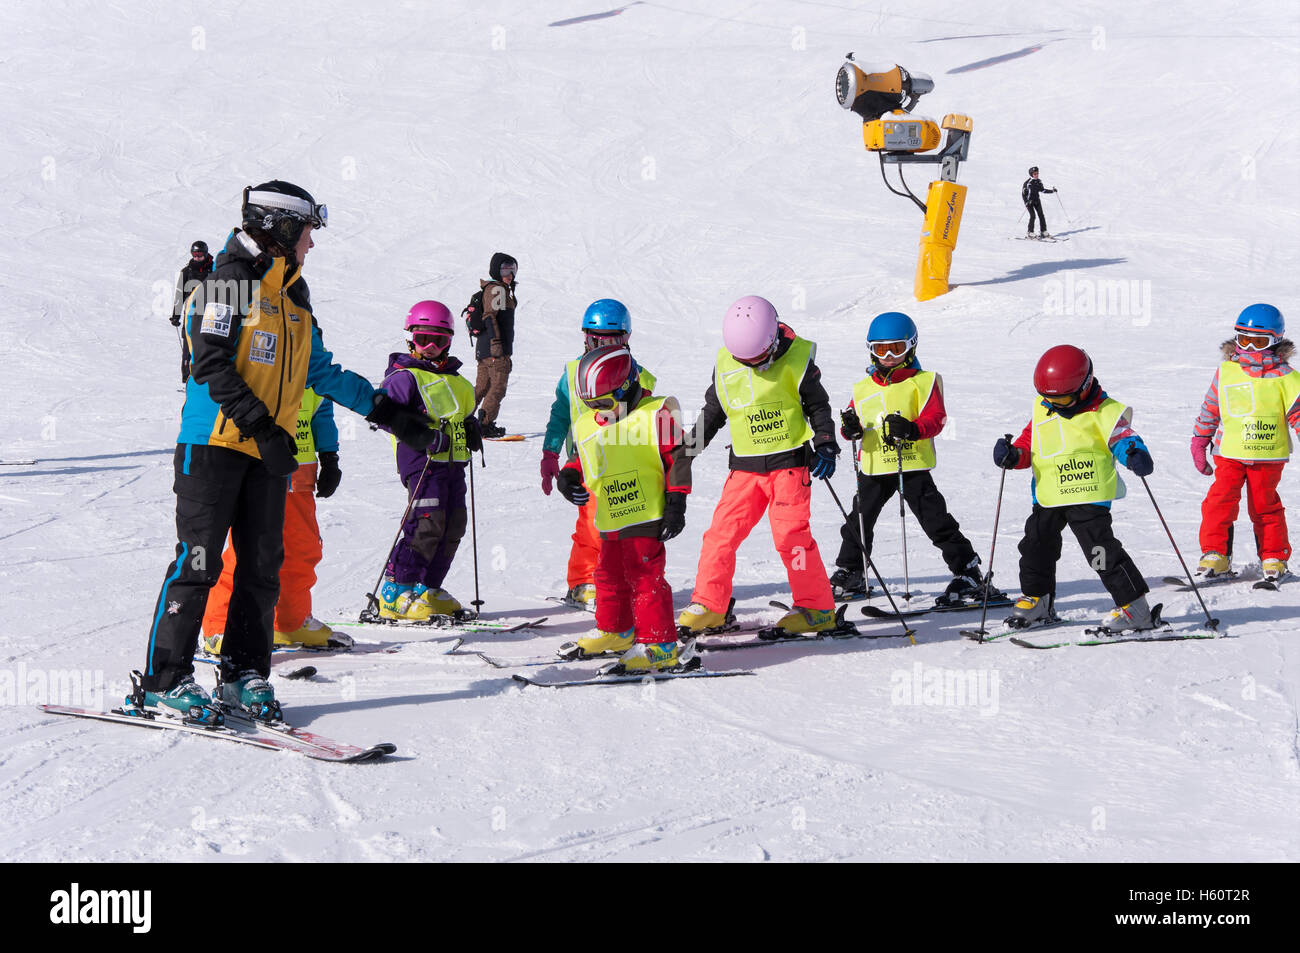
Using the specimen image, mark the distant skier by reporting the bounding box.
[993,345,1156,632]
[468,252,518,438]
[373,301,482,621]
[1192,304,1300,583]
[171,240,213,382]
[139,181,441,720]
[540,299,657,611]
[556,344,692,673]
[677,296,841,637]
[831,312,987,602]
[1021,166,1057,239]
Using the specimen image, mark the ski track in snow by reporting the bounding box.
[2,0,1298,861]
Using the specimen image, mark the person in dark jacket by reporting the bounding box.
[139,181,440,719]
[171,240,213,382]
[472,252,517,437]
[1022,166,1057,239]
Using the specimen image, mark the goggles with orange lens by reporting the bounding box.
[412,331,451,354]
[1042,392,1077,408]
[1236,331,1276,351]
[870,340,911,360]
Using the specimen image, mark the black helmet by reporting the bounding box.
[241,180,327,249]
[190,240,208,256]
[1028,166,1039,175]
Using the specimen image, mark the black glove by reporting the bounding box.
[993,436,1021,470]
[169,314,181,327]
[463,413,483,453]
[840,408,864,441]
[316,451,341,498]
[556,467,589,506]
[366,393,441,453]
[810,442,838,480]
[1126,446,1154,477]
[244,415,299,478]
[882,413,920,446]
[659,491,687,541]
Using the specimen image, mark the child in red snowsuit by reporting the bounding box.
[1191,304,1300,580]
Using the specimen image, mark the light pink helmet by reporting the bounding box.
[722,295,779,362]
[404,300,454,333]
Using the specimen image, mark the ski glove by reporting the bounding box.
[540,450,561,496]
[316,451,341,498]
[659,491,687,541]
[810,442,839,481]
[463,414,483,453]
[882,413,920,445]
[839,408,864,441]
[244,416,299,478]
[365,393,443,454]
[556,467,589,506]
[169,314,181,327]
[1125,446,1154,477]
[993,436,1021,469]
[1190,435,1213,476]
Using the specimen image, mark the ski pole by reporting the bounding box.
[1054,192,1073,225]
[361,454,432,622]
[895,439,911,600]
[851,438,873,600]
[823,479,915,643]
[1140,475,1219,630]
[972,435,1013,641]
[467,438,484,616]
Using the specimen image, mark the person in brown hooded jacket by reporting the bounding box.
[472,252,517,437]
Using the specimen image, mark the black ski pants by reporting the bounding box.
[143,444,287,691]
[1026,199,1047,235]
[1018,503,1148,606]
[836,469,977,576]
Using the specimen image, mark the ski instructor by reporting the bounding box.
[1022,166,1057,239]
[141,180,443,718]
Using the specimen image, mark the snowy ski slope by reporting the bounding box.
[1,0,1297,861]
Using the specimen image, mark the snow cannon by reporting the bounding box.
[836,54,973,302]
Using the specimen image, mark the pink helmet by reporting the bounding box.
[722,295,778,361]
[405,300,454,333]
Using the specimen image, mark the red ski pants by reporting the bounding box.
[691,468,834,614]
[593,535,676,644]
[567,496,601,589]
[1199,457,1290,561]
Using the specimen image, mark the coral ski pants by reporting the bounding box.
[691,468,834,614]
[1200,457,1290,561]
[567,495,601,589]
[593,535,676,644]
[202,463,321,638]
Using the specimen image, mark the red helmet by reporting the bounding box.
[1033,345,1093,397]
[576,344,639,411]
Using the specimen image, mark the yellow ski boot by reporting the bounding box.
[560,627,635,660]
[274,615,340,648]
[775,606,838,634]
[200,632,223,656]
[410,587,464,619]
[1197,552,1230,576]
[614,640,688,674]
[378,579,420,620]
[564,584,597,611]
[676,602,729,633]
[1262,558,1288,581]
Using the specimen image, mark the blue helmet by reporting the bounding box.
[867,311,918,348]
[1234,303,1284,338]
[582,298,632,334]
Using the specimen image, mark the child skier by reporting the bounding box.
[375,301,483,620]
[1192,303,1300,582]
[200,387,346,653]
[831,312,987,603]
[678,295,840,636]
[471,252,518,438]
[540,298,657,610]
[555,344,692,672]
[993,344,1156,630]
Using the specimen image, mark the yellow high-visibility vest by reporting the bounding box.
[1216,361,1300,462]
[852,371,939,475]
[715,337,815,457]
[402,368,476,464]
[572,396,673,533]
[1031,397,1128,507]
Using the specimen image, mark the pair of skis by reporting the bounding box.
[1161,571,1291,593]
[961,602,1226,649]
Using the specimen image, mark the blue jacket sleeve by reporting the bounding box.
[312,399,339,453]
[1112,433,1148,467]
[542,371,571,455]
[305,323,380,417]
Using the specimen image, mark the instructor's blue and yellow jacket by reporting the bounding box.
[177,230,378,458]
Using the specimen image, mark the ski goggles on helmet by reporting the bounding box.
[243,187,328,229]
[584,330,630,351]
[499,263,517,279]
[412,330,451,353]
[1041,392,1078,408]
[191,249,207,258]
[735,338,779,370]
[582,379,637,412]
[1235,330,1276,351]
[870,339,912,360]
